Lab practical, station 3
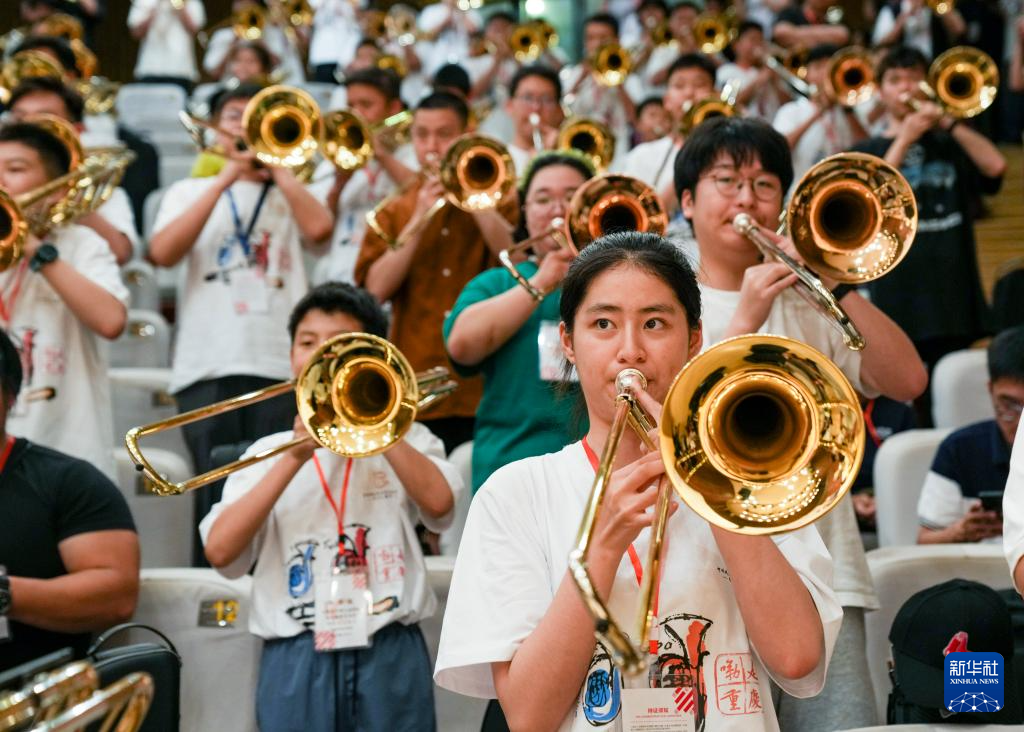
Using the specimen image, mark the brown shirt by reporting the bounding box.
[355,181,518,420]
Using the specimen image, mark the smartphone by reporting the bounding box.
[978,491,1003,516]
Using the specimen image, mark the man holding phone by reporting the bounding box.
[918,326,1024,544]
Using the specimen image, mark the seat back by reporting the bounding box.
[127,569,261,732]
[121,260,160,313]
[109,367,191,472]
[117,84,187,131]
[864,545,1012,722]
[111,310,172,368]
[932,349,992,429]
[113,447,192,568]
[440,441,473,557]
[298,82,337,114]
[873,429,951,547]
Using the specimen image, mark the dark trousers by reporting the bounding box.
[312,63,338,83]
[135,75,195,96]
[420,416,475,456]
[176,375,295,565]
[482,700,510,732]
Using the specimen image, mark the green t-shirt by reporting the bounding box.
[443,262,583,493]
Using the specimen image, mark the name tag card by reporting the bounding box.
[313,563,371,651]
[621,688,693,732]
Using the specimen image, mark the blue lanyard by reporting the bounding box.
[225,182,272,258]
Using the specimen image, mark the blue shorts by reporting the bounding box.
[256,624,436,732]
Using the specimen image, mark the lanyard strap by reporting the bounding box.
[225,182,272,258]
[581,437,662,654]
[0,435,15,475]
[0,261,30,326]
[312,454,355,550]
[864,398,883,448]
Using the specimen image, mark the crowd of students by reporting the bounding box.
[1,0,1024,730]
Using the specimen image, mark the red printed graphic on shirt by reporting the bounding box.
[714,652,763,715]
[652,612,714,730]
[372,544,405,584]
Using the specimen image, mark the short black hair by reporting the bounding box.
[356,37,380,51]
[560,230,701,333]
[675,116,793,201]
[0,330,23,401]
[433,63,471,98]
[8,76,84,123]
[807,43,840,65]
[637,95,665,116]
[508,63,562,100]
[415,90,469,128]
[211,82,264,120]
[989,326,1024,383]
[584,12,619,37]
[0,121,71,178]
[344,67,402,102]
[734,19,764,39]
[877,45,930,80]
[666,52,717,86]
[287,282,389,341]
[12,36,76,78]
[230,40,275,74]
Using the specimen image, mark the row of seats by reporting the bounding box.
[113,545,1011,731]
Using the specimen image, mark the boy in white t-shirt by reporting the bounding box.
[149,83,333,483]
[675,116,927,731]
[201,281,461,731]
[203,0,308,84]
[500,64,565,173]
[0,122,129,479]
[716,20,788,123]
[127,0,206,92]
[418,0,482,75]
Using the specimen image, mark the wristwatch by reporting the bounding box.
[831,283,859,301]
[29,243,59,273]
[0,566,11,616]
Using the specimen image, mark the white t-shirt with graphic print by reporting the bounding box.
[435,442,842,731]
[153,178,309,393]
[3,225,129,479]
[199,423,464,640]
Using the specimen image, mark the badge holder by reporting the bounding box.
[313,554,372,652]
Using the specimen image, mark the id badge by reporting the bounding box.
[313,558,371,651]
[231,268,270,315]
[621,688,694,732]
[537,320,576,382]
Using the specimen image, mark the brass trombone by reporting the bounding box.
[0,50,66,104]
[509,22,544,63]
[590,42,631,87]
[386,4,421,47]
[679,92,737,136]
[499,174,667,300]
[733,152,918,351]
[556,117,616,171]
[902,46,998,119]
[27,672,154,732]
[764,46,874,108]
[125,333,458,496]
[366,134,516,250]
[321,109,412,171]
[570,334,864,673]
[693,13,735,54]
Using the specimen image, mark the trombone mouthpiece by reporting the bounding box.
[732,213,754,234]
[550,216,565,228]
[616,368,647,396]
[529,112,540,125]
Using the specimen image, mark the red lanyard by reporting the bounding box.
[363,162,380,200]
[864,399,883,448]
[0,261,30,327]
[0,435,15,474]
[312,454,354,549]
[581,437,662,654]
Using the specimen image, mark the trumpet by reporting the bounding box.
[367,134,515,250]
[126,333,457,496]
[321,109,412,171]
[590,42,631,87]
[733,152,918,351]
[499,174,667,300]
[901,46,998,119]
[556,117,616,171]
[570,334,864,673]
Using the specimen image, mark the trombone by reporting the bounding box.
[125,333,458,496]
[693,13,736,54]
[590,42,631,87]
[366,134,516,250]
[733,152,918,351]
[499,174,667,300]
[570,334,864,673]
[679,89,738,136]
[556,117,615,171]
[0,50,66,105]
[901,46,998,119]
[321,109,412,171]
[763,46,875,108]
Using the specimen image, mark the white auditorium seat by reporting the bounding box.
[932,349,993,429]
[873,429,951,547]
[117,84,188,130]
[121,260,160,313]
[109,367,191,469]
[299,82,336,114]
[159,155,197,189]
[110,310,172,368]
[423,556,488,731]
[126,569,261,732]
[440,441,473,557]
[864,545,1011,723]
[113,447,192,568]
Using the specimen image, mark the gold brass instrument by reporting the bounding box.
[68,39,96,80]
[369,134,515,250]
[733,152,918,351]
[25,114,84,170]
[28,672,153,732]
[570,334,864,673]
[0,50,66,104]
[590,42,631,87]
[321,109,411,171]
[276,0,314,28]
[374,52,408,79]
[498,217,574,301]
[693,13,735,54]
[199,4,266,47]
[928,0,954,14]
[125,333,457,496]
[903,46,998,119]
[824,47,875,107]
[0,661,98,728]
[510,22,545,63]
[386,4,421,46]
[533,19,559,51]
[362,10,388,41]
[35,13,84,44]
[679,89,737,136]
[556,117,616,172]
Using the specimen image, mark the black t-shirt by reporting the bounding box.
[852,131,1000,342]
[0,439,135,672]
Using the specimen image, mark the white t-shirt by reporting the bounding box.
[1003,431,1024,587]
[872,3,934,59]
[128,0,206,81]
[773,98,862,186]
[560,65,631,168]
[418,3,482,75]
[308,0,363,67]
[617,136,679,194]
[917,470,1002,545]
[697,283,878,609]
[306,158,398,285]
[717,64,783,122]
[153,178,310,393]
[98,187,140,256]
[3,225,129,479]
[202,26,307,83]
[435,442,843,731]
[200,423,463,640]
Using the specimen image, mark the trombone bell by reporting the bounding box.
[242,85,322,171]
[566,174,668,249]
[927,46,998,118]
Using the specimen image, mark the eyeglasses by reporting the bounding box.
[701,171,782,202]
[994,398,1024,424]
[515,94,559,108]
[525,192,576,208]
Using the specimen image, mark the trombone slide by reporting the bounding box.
[497,218,572,301]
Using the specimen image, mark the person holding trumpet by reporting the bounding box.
[127,0,206,93]
[202,281,462,732]
[435,232,841,730]
[355,91,517,454]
